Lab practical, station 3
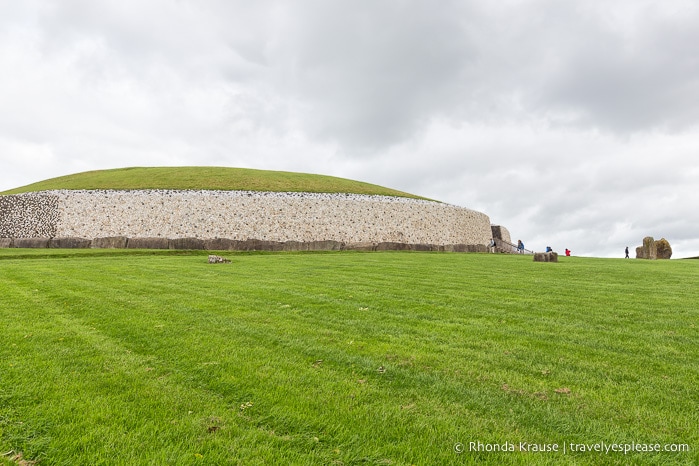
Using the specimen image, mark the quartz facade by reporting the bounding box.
[1,190,494,249]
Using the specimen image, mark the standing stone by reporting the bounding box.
[655,238,672,259]
[642,236,657,260]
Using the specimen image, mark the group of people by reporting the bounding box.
[488,242,634,258]
[489,238,572,256]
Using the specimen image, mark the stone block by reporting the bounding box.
[637,236,659,259]
[533,252,558,262]
[655,238,672,259]
[169,237,205,250]
[238,239,284,251]
[203,238,238,250]
[126,237,170,249]
[445,244,487,253]
[376,242,411,251]
[306,240,345,251]
[0,238,12,248]
[281,240,341,251]
[643,236,657,260]
[49,237,92,248]
[346,242,377,251]
[92,236,128,249]
[12,238,50,248]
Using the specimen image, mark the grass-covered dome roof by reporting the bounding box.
[1,166,427,199]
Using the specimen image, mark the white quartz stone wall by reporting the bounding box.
[45,190,492,245]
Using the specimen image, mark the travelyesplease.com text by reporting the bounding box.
[455,441,690,455]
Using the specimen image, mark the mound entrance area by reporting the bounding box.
[0,167,503,252]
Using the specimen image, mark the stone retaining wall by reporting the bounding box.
[0,190,494,250]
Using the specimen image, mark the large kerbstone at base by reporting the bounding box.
[344,242,375,251]
[13,238,50,248]
[0,238,12,248]
[169,237,205,250]
[376,242,412,251]
[282,240,346,251]
[444,244,488,253]
[127,237,170,249]
[92,236,129,248]
[203,238,238,250]
[237,239,285,251]
[49,237,92,248]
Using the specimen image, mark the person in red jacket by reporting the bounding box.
[565,248,571,256]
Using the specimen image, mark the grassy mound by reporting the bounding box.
[0,166,426,199]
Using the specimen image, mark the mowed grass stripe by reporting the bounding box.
[1,251,697,465]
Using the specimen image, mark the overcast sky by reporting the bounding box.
[2,1,698,258]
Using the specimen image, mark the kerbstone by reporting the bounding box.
[92,237,128,249]
[13,238,50,248]
[127,237,170,249]
[49,237,91,248]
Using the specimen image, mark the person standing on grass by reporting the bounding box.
[625,246,629,258]
[517,240,524,253]
[489,238,496,253]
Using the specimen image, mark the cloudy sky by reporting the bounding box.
[2,0,698,258]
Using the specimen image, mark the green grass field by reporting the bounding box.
[0,167,424,199]
[1,250,697,465]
